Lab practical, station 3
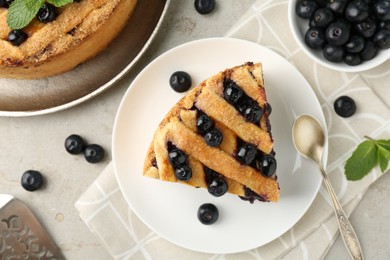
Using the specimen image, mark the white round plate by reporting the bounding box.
[113,37,328,254]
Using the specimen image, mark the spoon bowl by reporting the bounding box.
[292,114,364,260]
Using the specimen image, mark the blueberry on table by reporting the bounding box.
[84,144,105,163]
[334,96,357,117]
[296,0,319,19]
[197,203,219,225]
[207,177,228,197]
[169,71,192,93]
[8,30,27,46]
[21,170,44,191]
[65,134,86,155]
[37,3,57,23]
[194,0,215,15]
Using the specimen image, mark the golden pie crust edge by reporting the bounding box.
[0,0,137,79]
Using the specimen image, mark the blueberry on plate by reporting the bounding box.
[334,96,357,117]
[204,128,223,147]
[65,134,86,154]
[21,170,44,191]
[169,71,192,93]
[207,177,228,197]
[8,30,27,46]
[194,0,216,15]
[84,144,105,163]
[197,203,219,225]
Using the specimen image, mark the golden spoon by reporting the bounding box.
[292,114,364,260]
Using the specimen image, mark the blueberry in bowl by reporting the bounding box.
[288,0,390,72]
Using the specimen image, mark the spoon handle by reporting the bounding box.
[319,167,364,260]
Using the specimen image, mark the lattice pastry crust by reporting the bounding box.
[144,62,279,202]
[0,0,137,78]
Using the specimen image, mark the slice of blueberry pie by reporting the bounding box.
[144,62,279,203]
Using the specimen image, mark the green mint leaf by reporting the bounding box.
[47,0,73,7]
[377,145,390,172]
[7,0,44,29]
[376,139,390,152]
[345,140,378,181]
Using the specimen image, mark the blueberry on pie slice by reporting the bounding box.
[143,62,279,202]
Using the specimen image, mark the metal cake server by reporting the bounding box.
[0,194,64,259]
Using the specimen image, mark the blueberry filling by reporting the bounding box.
[236,139,277,177]
[236,143,257,165]
[240,187,268,203]
[204,128,223,147]
[196,111,214,134]
[204,167,228,197]
[195,109,223,147]
[167,142,192,181]
[223,79,264,124]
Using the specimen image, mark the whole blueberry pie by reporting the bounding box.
[0,0,137,79]
[143,62,279,203]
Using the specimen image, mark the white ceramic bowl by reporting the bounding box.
[288,0,390,72]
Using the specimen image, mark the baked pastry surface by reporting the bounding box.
[143,62,279,202]
[0,0,137,79]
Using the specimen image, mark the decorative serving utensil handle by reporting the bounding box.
[320,167,364,260]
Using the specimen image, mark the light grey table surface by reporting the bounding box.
[0,1,388,259]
